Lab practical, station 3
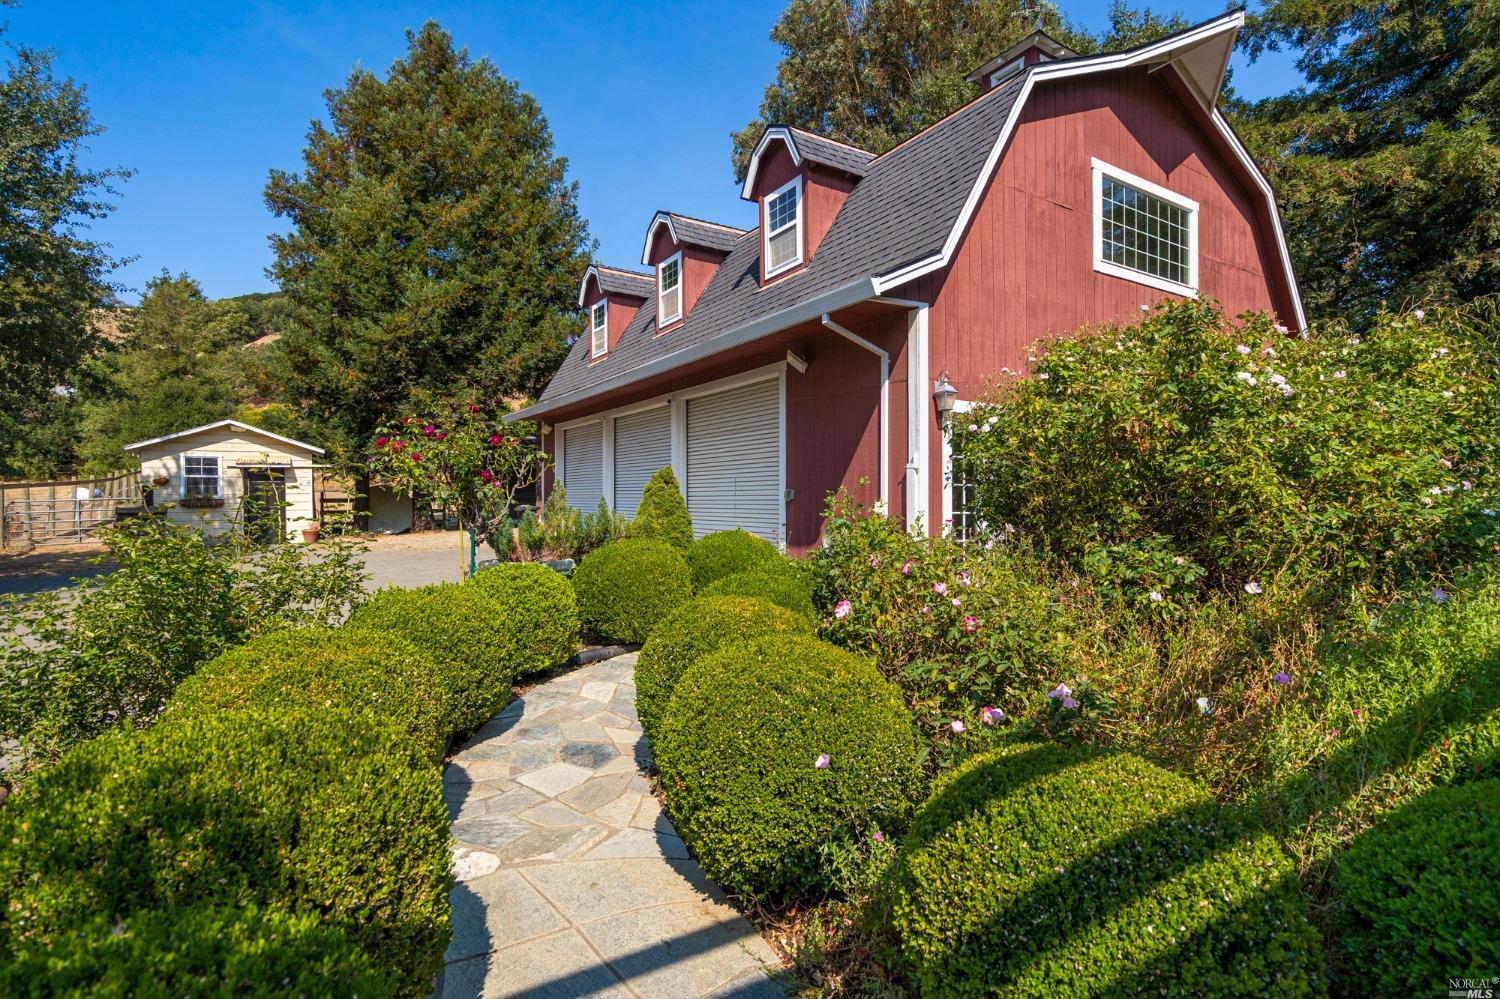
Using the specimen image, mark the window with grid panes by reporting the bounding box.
[1100,175,1191,287]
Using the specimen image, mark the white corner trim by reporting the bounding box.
[740,125,800,200]
[1090,157,1199,298]
[762,175,804,279]
[656,251,683,328]
[640,212,680,266]
[589,300,609,358]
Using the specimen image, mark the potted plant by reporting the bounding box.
[302,523,322,544]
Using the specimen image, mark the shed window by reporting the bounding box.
[590,300,608,357]
[657,253,682,327]
[1092,159,1198,295]
[763,176,803,277]
[182,455,221,498]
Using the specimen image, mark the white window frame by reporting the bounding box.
[656,251,683,328]
[589,300,608,358]
[988,56,1025,88]
[940,401,979,540]
[181,453,222,499]
[762,175,804,279]
[1091,158,1199,298]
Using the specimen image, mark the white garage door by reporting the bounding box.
[560,422,604,513]
[613,406,672,518]
[685,378,781,540]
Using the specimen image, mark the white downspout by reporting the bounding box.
[820,313,889,510]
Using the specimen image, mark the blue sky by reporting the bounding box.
[6,1,1300,302]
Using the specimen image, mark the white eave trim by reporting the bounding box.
[871,10,1306,331]
[509,276,878,421]
[740,126,800,201]
[577,265,602,308]
[640,213,680,266]
[124,419,326,455]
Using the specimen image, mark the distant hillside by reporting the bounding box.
[219,291,291,345]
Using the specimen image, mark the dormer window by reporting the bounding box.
[763,176,803,277]
[590,300,608,357]
[657,252,682,327]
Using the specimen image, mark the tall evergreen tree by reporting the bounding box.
[0,3,125,468]
[265,21,591,484]
[1240,0,1500,323]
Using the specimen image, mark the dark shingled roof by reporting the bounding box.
[660,213,748,254]
[532,74,1026,410]
[786,126,876,177]
[593,265,654,299]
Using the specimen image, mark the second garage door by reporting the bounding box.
[685,378,781,540]
[612,405,672,518]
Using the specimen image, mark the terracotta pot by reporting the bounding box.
[301,526,322,544]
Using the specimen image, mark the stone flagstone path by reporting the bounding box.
[436,652,785,998]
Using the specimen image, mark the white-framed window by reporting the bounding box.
[942,401,982,542]
[590,300,608,357]
[657,252,682,327]
[988,56,1025,88]
[762,175,803,278]
[1091,158,1198,297]
[182,454,221,498]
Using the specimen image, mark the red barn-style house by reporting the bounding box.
[511,13,1303,553]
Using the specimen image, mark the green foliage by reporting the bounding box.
[635,596,814,739]
[168,627,456,759]
[265,21,589,472]
[348,583,524,732]
[0,709,450,995]
[576,496,630,556]
[655,634,922,900]
[571,538,693,644]
[881,743,1323,996]
[957,300,1500,597]
[1241,0,1500,323]
[514,488,625,562]
[0,26,124,450]
[0,516,369,773]
[629,467,692,549]
[700,565,816,618]
[367,393,548,562]
[1333,780,1500,995]
[0,904,391,998]
[685,529,780,590]
[468,561,580,675]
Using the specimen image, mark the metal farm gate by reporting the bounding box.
[0,471,141,547]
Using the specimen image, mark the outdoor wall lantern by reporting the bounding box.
[933,372,959,425]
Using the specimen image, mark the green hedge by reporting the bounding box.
[655,634,922,900]
[468,561,580,676]
[699,565,815,619]
[0,904,391,998]
[0,710,449,995]
[636,596,814,740]
[882,743,1323,996]
[629,467,693,549]
[1335,780,1500,994]
[685,530,780,590]
[169,627,458,759]
[349,582,522,730]
[572,539,693,644]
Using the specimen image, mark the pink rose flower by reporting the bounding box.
[833,599,852,619]
[814,753,831,770]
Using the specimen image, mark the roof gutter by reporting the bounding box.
[509,276,879,422]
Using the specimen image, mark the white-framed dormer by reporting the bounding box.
[1091,158,1199,298]
[589,299,608,358]
[657,251,683,328]
[762,175,804,279]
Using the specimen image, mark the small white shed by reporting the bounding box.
[124,420,325,544]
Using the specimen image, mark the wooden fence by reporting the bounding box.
[0,471,141,547]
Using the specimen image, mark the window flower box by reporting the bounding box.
[180,496,225,509]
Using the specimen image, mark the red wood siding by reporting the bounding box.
[580,275,642,357]
[645,228,725,328]
[748,142,855,285]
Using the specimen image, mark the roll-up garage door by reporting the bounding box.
[685,377,781,540]
[560,422,604,513]
[612,406,672,518]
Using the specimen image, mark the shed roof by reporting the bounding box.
[124,420,326,456]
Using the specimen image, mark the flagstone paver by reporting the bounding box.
[436,653,785,999]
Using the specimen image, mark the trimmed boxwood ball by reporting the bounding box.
[169,626,458,758]
[685,529,780,590]
[468,561,580,675]
[881,743,1323,997]
[0,710,449,995]
[1334,780,1500,994]
[572,538,693,644]
[700,566,816,619]
[654,634,922,900]
[350,582,526,729]
[636,596,814,740]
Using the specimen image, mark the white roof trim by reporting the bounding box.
[739,126,800,201]
[640,212,680,266]
[872,10,1306,331]
[577,264,604,308]
[124,419,326,455]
